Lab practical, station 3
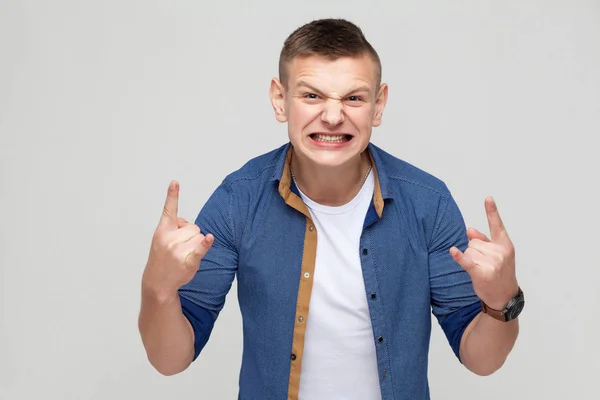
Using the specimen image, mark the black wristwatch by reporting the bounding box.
[481,287,525,322]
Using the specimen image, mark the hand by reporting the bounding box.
[142,181,214,301]
[450,197,519,310]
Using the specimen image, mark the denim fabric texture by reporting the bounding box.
[178,141,481,400]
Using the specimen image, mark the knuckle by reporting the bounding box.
[507,245,516,257]
[495,252,504,262]
[154,233,169,249]
[152,228,165,241]
[184,224,199,236]
[165,239,177,252]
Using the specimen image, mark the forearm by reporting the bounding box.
[138,284,195,376]
[459,312,519,376]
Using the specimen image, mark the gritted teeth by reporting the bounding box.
[311,133,352,142]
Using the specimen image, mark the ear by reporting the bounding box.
[269,78,288,123]
[372,83,388,127]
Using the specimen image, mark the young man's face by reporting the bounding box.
[270,54,388,169]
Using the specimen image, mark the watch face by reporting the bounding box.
[508,298,525,320]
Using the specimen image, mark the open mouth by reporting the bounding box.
[309,133,353,143]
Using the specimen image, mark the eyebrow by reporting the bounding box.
[295,80,372,96]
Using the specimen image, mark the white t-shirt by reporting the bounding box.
[296,170,382,400]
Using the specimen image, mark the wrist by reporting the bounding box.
[142,280,180,306]
[486,282,520,310]
[481,285,525,322]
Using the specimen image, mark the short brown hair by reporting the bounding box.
[278,18,382,87]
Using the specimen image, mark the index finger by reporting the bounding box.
[159,180,179,228]
[485,197,507,241]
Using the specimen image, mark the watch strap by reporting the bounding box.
[480,287,524,322]
[480,301,507,322]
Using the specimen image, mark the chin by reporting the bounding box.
[299,143,363,169]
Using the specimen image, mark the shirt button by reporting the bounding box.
[298,316,304,322]
[291,354,296,360]
[304,272,310,278]
[378,336,384,343]
[362,248,368,255]
[382,369,387,378]
[371,293,377,300]
[308,225,314,231]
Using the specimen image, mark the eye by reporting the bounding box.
[347,95,363,102]
[304,93,319,99]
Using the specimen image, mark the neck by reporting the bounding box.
[290,148,371,206]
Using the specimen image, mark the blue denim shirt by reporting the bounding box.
[178,142,481,400]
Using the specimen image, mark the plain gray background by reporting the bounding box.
[1,0,599,399]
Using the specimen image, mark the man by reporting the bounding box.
[138,18,523,400]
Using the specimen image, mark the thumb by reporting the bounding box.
[450,246,477,273]
[185,234,215,269]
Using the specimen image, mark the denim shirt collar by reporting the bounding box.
[269,141,393,218]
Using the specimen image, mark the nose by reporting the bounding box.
[321,99,345,126]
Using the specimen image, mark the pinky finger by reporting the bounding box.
[195,234,214,256]
[181,234,215,270]
[450,247,477,273]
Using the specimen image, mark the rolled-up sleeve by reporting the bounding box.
[428,192,481,362]
[178,181,239,361]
